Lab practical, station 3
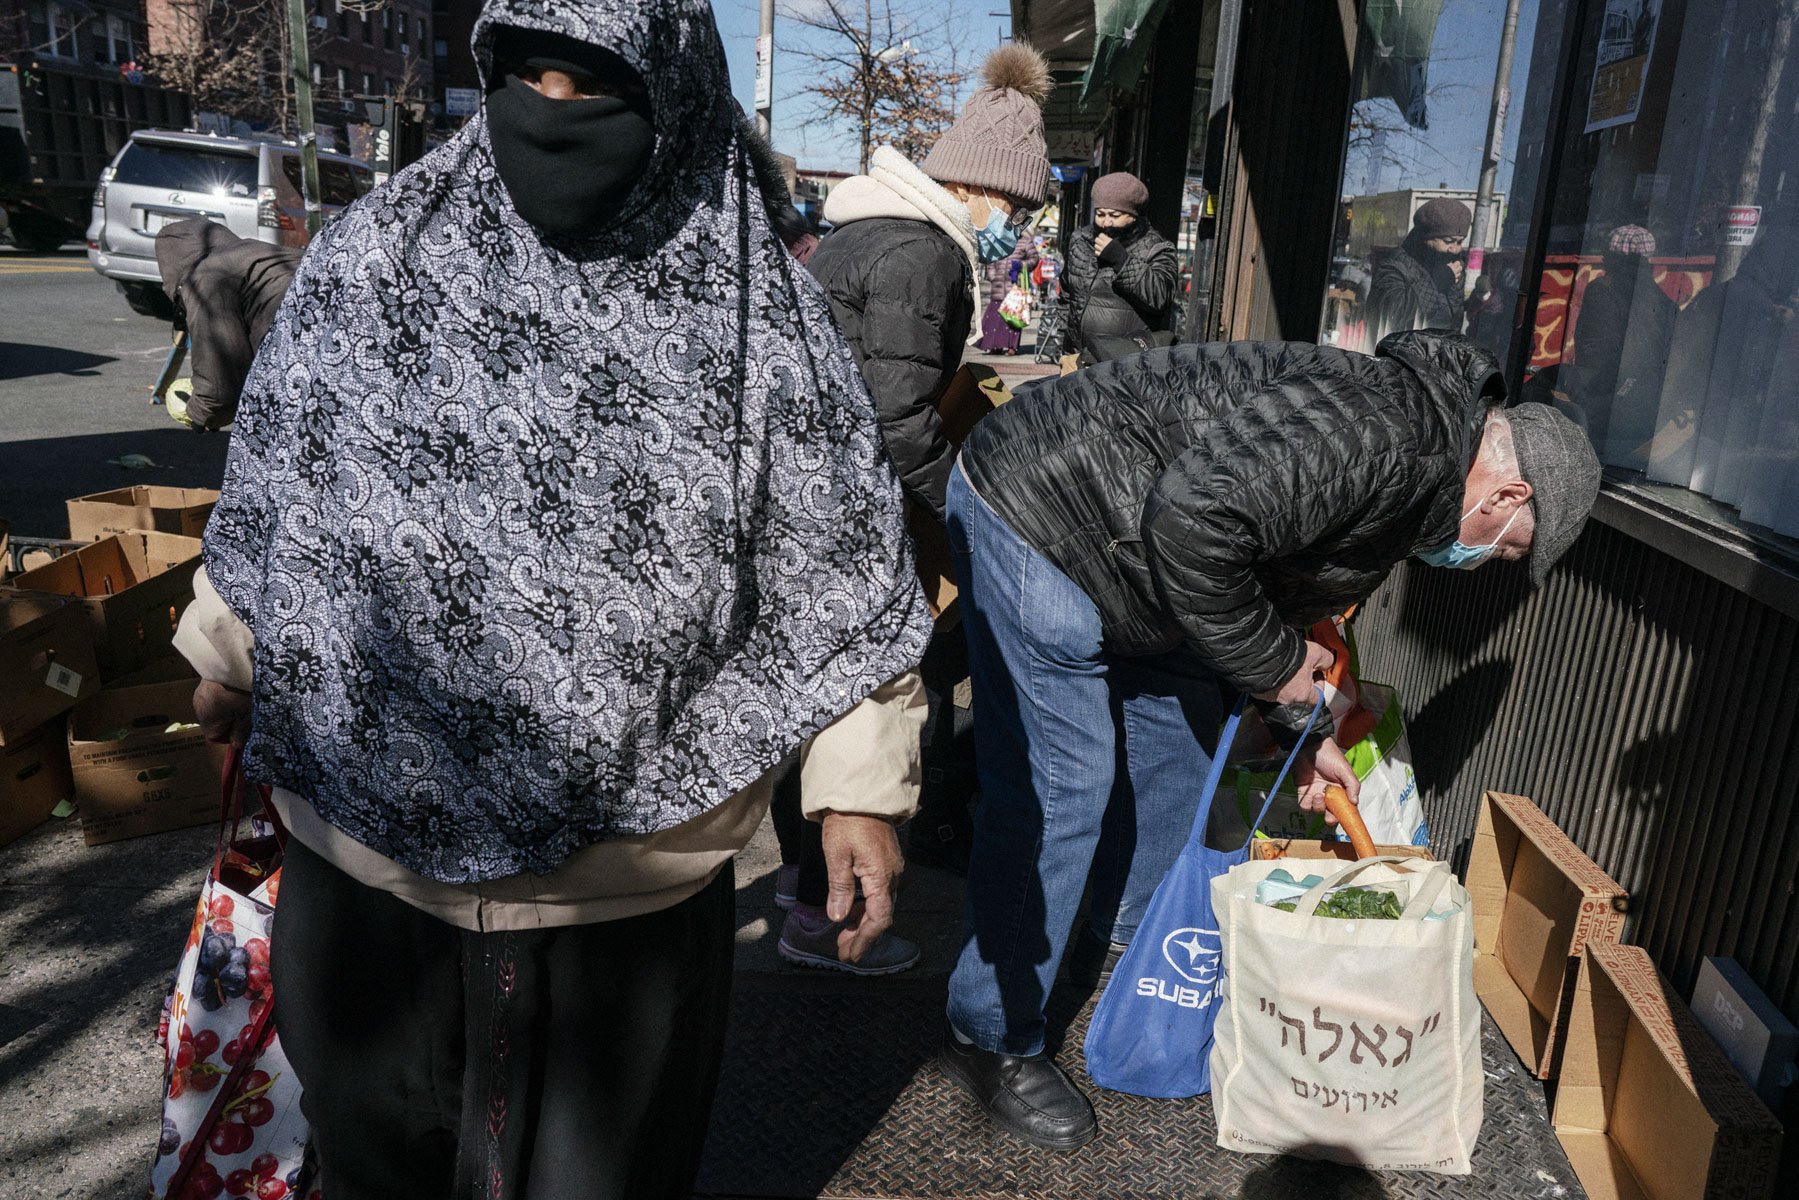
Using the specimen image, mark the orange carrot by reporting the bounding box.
[1323,784,1377,859]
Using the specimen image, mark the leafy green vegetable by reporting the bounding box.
[1273,885,1403,920]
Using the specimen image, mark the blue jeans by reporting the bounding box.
[944,463,1223,1056]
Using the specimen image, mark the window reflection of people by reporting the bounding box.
[1651,227,1799,512]
[1465,251,1523,362]
[1565,224,1675,463]
[1366,198,1471,344]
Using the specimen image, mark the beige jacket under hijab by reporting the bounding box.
[822,145,982,342]
[175,568,927,932]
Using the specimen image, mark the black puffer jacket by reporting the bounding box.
[961,331,1498,736]
[808,216,975,521]
[1061,221,1178,352]
[1366,233,1463,344]
[156,218,302,431]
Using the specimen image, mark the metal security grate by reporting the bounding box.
[1353,520,1799,1022]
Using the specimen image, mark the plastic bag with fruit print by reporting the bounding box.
[149,750,316,1200]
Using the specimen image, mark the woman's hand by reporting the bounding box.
[194,680,252,746]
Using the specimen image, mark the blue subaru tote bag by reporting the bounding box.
[1083,690,1323,1098]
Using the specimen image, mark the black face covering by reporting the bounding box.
[485,74,655,239]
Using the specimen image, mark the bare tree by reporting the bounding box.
[144,0,387,134]
[782,0,964,173]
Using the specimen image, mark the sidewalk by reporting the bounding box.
[0,807,1585,1199]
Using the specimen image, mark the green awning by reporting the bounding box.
[1078,0,1172,107]
[1357,0,1447,129]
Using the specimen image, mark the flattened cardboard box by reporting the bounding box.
[0,717,73,849]
[1468,791,1628,1079]
[68,671,226,845]
[0,593,99,744]
[1553,942,1782,1200]
[6,531,202,681]
[66,486,218,543]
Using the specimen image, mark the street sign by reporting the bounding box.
[445,87,480,118]
[754,34,773,109]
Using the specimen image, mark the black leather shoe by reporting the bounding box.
[937,1024,1098,1151]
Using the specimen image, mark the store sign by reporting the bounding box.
[1725,206,1761,248]
[444,87,480,118]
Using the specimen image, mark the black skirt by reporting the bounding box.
[270,836,736,1200]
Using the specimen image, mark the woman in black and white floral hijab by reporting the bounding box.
[179,0,931,1194]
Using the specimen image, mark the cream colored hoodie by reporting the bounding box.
[823,145,982,341]
[174,568,925,931]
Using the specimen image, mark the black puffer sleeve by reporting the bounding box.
[854,239,967,521]
[1112,234,1178,318]
[1140,380,1412,723]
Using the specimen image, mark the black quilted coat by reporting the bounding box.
[1060,221,1179,352]
[808,216,975,522]
[961,331,1500,738]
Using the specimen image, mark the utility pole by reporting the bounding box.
[284,0,322,236]
[755,0,775,139]
[1469,0,1522,280]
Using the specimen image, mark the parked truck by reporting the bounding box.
[0,59,191,252]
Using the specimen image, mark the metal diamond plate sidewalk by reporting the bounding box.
[698,971,1583,1200]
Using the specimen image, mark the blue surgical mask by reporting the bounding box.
[975,205,1019,263]
[1416,502,1523,570]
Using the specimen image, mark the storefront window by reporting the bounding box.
[1533,0,1799,544]
[1324,0,1799,547]
[1321,0,1566,379]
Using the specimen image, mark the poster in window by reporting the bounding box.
[1586,0,1662,132]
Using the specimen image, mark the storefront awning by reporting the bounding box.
[1079,0,1173,106]
[1357,0,1446,129]
[1012,0,1097,66]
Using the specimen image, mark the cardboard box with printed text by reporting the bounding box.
[6,531,202,681]
[65,486,219,543]
[1553,942,1782,1200]
[0,717,74,849]
[0,592,99,745]
[67,661,226,845]
[1468,791,1628,1079]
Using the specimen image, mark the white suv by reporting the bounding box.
[86,130,373,317]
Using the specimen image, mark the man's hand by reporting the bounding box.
[1094,232,1113,255]
[194,680,252,746]
[820,811,904,963]
[1252,640,1335,708]
[1295,736,1361,822]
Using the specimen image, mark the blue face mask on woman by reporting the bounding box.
[975,204,1020,263]
[1416,502,1523,569]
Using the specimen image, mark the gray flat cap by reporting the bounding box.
[1508,402,1601,586]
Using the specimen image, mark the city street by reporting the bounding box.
[0,249,231,541]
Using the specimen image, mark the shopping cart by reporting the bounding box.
[1033,296,1066,364]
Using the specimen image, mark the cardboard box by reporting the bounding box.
[0,717,74,848]
[66,486,218,543]
[67,668,226,845]
[1468,791,1629,1079]
[1250,837,1433,863]
[0,593,100,744]
[1553,942,1783,1200]
[7,531,202,680]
